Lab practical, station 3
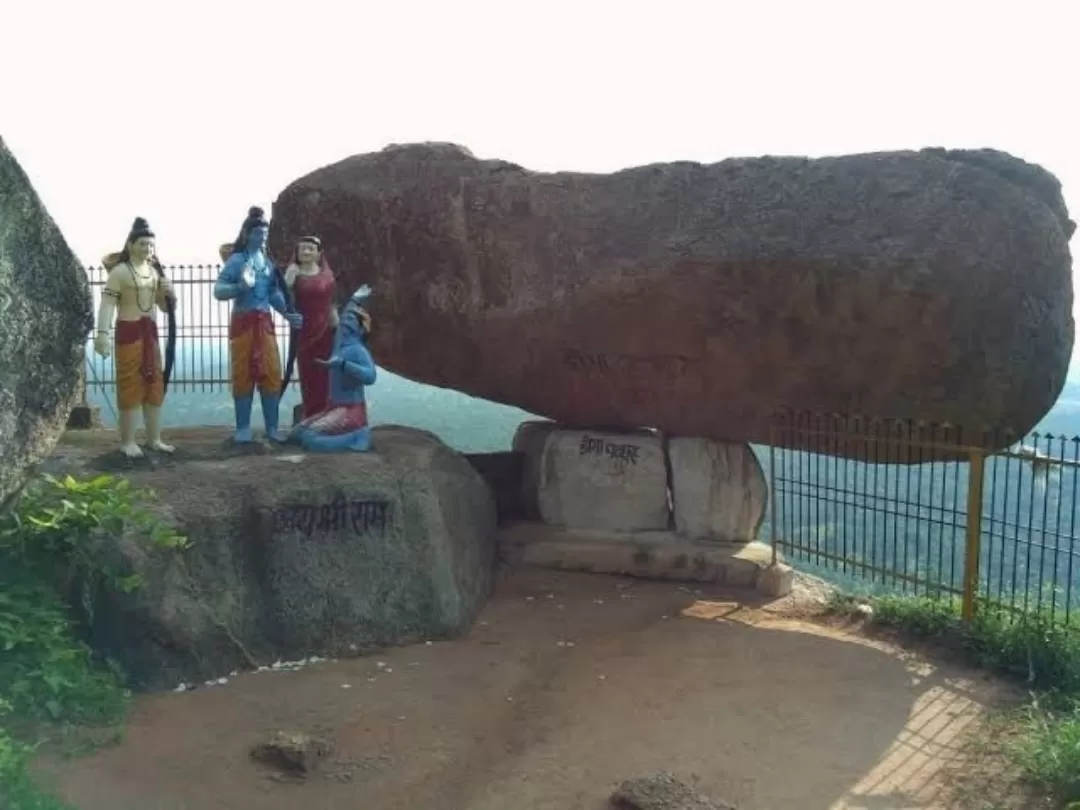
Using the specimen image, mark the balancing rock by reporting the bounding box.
[269,143,1074,457]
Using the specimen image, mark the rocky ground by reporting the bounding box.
[40,564,1023,810]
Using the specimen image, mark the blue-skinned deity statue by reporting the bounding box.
[213,206,303,443]
[291,284,377,452]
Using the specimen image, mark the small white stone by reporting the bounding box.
[555,641,566,647]
[593,599,605,605]
[661,615,669,620]
[566,641,575,648]
[367,677,377,683]
[525,596,535,602]
[341,684,352,689]
[229,670,239,677]
[597,675,606,681]
[217,677,229,685]
[376,661,388,669]
[546,593,555,600]
[173,683,188,693]
[257,666,269,673]
[425,641,433,646]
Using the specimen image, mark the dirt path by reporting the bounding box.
[43,568,1014,810]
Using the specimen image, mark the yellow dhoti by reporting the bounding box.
[230,310,282,397]
[114,317,165,410]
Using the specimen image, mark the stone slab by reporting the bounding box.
[499,522,777,590]
[534,427,669,532]
[668,438,767,542]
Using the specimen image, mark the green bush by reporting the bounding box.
[863,593,1080,694]
[1010,697,1080,804]
[0,474,188,611]
[0,705,74,810]
[0,472,188,810]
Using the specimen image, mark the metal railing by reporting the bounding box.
[84,263,291,394]
[766,412,1080,625]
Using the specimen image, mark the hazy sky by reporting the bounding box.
[3,0,1078,356]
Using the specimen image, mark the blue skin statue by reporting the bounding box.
[291,285,377,452]
[213,208,303,443]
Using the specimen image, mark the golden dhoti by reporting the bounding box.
[230,310,282,397]
[114,317,165,410]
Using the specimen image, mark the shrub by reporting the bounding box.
[0,472,188,809]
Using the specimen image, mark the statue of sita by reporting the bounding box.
[282,235,338,420]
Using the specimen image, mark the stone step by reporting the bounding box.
[499,522,792,596]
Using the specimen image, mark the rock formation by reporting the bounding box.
[0,136,93,508]
[81,426,498,690]
[269,143,1074,457]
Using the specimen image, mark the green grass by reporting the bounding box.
[0,473,188,810]
[826,591,1080,806]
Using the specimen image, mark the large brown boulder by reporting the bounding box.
[0,136,93,509]
[268,143,1074,455]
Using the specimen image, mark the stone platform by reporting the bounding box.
[499,522,791,597]
[49,425,499,691]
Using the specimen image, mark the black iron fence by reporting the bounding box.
[766,412,1080,625]
[83,264,291,395]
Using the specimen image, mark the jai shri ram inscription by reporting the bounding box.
[270,496,391,539]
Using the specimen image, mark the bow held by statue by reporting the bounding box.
[279,264,301,394]
[152,257,178,393]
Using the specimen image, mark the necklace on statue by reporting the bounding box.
[127,261,155,314]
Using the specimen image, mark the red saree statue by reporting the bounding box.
[285,236,338,420]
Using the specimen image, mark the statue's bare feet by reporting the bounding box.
[120,442,144,459]
[149,440,175,454]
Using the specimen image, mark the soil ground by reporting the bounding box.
[40,566,1026,810]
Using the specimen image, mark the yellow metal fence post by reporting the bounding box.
[961,449,987,621]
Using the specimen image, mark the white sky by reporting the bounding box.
[3,0,1079,364]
